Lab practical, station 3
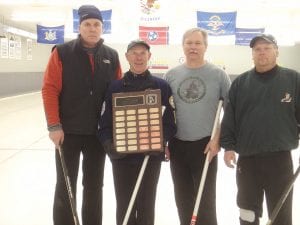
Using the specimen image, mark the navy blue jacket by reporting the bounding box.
[98,70,176,161]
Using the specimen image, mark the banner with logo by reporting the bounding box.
[73,9,112,34]
[139,26,168,45]
[235,27,265,46]
[197,11,237,36]
[139,0,162,22]
[37,25,64,44]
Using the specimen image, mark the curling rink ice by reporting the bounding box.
[0,92,299,225]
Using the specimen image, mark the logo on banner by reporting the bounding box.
[44,30,57,41]
[37,25,64,44]
[139,26,168,45]
[207,15,224,32]
[197,11,237,36]
[140,0,160,21]
[148,31,158,41]
[140,0,160,15]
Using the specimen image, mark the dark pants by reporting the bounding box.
[237,151,294,225]
[169,137,218,225]
[53,134,106,225]
[112,157,161,225]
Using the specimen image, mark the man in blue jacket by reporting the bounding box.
[98,40,176,225]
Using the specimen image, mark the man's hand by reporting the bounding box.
[204,139,220,162]
[49,129,64,148]
[102,140,125,160]
[224,150,236,168]
[164,146,170,161]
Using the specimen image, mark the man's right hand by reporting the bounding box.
[49,129,64,148]
[224,150,236,168]
[102,139,125,160]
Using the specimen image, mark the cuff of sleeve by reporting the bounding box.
[47,123,62,132]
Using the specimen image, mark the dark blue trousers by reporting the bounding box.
[112,157,161,225]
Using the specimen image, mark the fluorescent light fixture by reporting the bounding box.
[6,26,36,39]
[11,11,67,23]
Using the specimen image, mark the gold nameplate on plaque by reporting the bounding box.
[112,89,163,154]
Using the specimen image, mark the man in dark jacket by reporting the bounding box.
[221,34,300,225]
[98,40,176,225]
[42,5,122,225]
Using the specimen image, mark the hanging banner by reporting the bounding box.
[197,11,237,36]
[139,26,169,45]
[140,0,161,22]
[37,25,64,44]
[235,28,265,46]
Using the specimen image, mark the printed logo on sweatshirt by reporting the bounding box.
[177,77,206,103]
[281,92,292,103]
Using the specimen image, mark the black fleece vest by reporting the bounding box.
[56,38,119,135]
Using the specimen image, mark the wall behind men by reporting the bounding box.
[0,37,300,98]
[0,36,52,97]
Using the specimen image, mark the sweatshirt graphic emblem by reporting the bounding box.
[281,92,292,103]
[177,77,206,103]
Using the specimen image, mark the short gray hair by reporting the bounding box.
[182,28,208,46]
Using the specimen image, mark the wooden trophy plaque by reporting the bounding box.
[112,89,163,154]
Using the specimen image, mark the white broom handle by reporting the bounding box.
[122,101,166,225]
[190,99,223,225]
[122,155,150,225]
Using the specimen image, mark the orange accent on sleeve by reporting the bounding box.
[41,48,62,127]
[116,62,122,80]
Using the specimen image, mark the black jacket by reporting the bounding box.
[221,65,300,156]
[56,37,120,135]
[98,70,177,161]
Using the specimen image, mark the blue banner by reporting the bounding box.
[235,28,265,46]
[37,25,64,44]
[197,11,237,36]
[73,9,112,34]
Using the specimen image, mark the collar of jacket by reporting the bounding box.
[76,36,104,52]
[123,70,156,91]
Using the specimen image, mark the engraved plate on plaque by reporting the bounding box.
[112,89,163,154]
